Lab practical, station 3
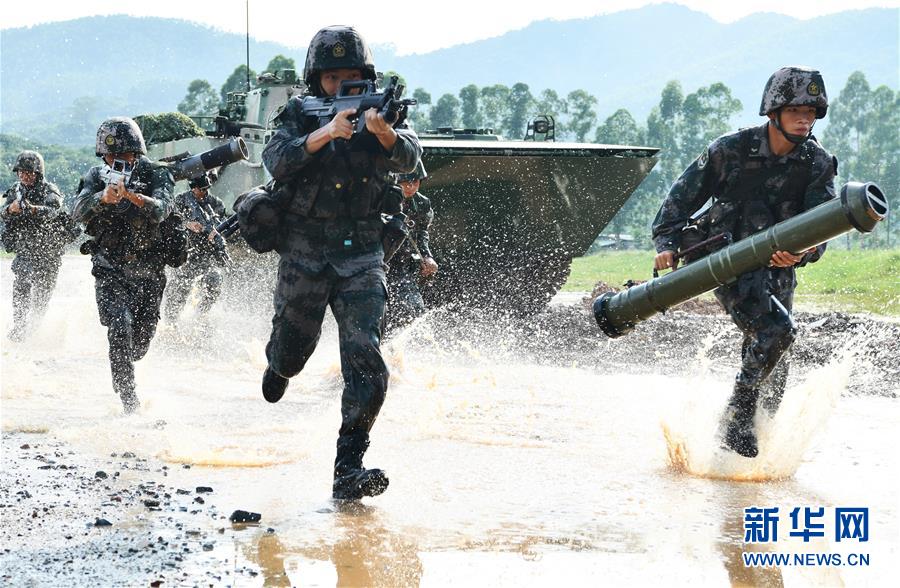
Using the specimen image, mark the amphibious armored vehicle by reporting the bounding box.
[146,69,659,313]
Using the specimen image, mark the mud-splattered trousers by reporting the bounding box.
[9,253,61,338]
[93,263,167,408]
[164,253,223,321]
[261,96,421,490]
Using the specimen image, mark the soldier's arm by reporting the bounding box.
[210,195,227,218]
[71,169,106,224]
[0,188,16,220]
[380,125,423,173]
[415,200,434,258]
[798,150,838,265]
[25,184,63,219]
[135,166,174,223]
[262,100,321,180]
[651,141,722,253]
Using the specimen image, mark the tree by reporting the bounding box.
[479,84,510,133]
[459,84,482,129]
[565,90,597,142]
[133,112,204,145]
[429,94,460,129]
[503,83,535,140]
[595,108,642,145]
[823,72,899,247]
[677,82,742,168]
[408,87,432,131]
[177,79,220,115]
[221,65,256,104]
[265,55,296,74]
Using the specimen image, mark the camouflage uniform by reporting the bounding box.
[386,190,434,329]
[260,25,422,500]
[1,151,65,341]
[73,118,176,413]
[164,188,228,321]
[652,122,836,454]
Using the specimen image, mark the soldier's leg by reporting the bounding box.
[263,260,331,403]
[30,258,61,322]
[329,266,390,500]
[759,287,796,415]
[95,270,139,413]
[196,267,223,314]
[130,275,166,362]
[716,285,796,457]
[163,265,195,322]
[386,268,424,332]
[8,256,32,341]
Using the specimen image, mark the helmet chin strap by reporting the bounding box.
[773,110,814,145]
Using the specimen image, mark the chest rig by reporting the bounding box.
[707,129,814,242]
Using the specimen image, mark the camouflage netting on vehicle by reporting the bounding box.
[134,112,205,146]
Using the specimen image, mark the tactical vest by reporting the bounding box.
[1,182,71,254]
[278,105,391,221]
[83,160,186,267]
[706,129,814,242]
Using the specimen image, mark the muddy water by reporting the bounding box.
[1,256,898,585]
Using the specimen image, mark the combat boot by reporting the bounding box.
[332,432,389,501]
[262,366,289,403]
[719,385,759,458]
[119,388,140,415]
[332,468,389,501]
[6,324,25,343]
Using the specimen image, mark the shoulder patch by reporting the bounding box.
[697,149,709,170]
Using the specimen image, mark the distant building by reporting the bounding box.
[586,233,639,254]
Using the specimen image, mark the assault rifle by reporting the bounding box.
[299,76,417,143]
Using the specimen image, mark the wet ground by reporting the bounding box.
[1,256,898,586]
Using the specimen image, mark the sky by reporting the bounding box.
[3,0,899,55]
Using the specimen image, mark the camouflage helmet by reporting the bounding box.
[759,66,828,119]
[397,160,427,183]
[303,26,376,93]
[95,117,147,156]
[12,150,45,176]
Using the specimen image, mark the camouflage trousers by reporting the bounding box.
[386,263,425,332]
[715,267,797,414]
[266,260,389,479]
[93,265,166,409]
[164,257,223,322]
[9,254,61,340]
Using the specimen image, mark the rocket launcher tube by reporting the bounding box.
[170,138,249,182]
[593,182,889,338]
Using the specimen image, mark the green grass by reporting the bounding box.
[565,249,900,316]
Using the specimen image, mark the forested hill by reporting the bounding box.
[1,4,896,145]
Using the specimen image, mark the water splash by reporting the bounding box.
[662,337,858,481]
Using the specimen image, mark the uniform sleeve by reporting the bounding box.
[262,99,320,180]
[140,165,174,223]
[414,197,434,258]
[0,187,16,220]
[27,184,62,219]
[72,169,105,224]
[381,125,422,173]
[651,141,723,253]
[210,195,227,218]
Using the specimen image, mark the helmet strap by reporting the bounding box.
[773,110,813,145]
